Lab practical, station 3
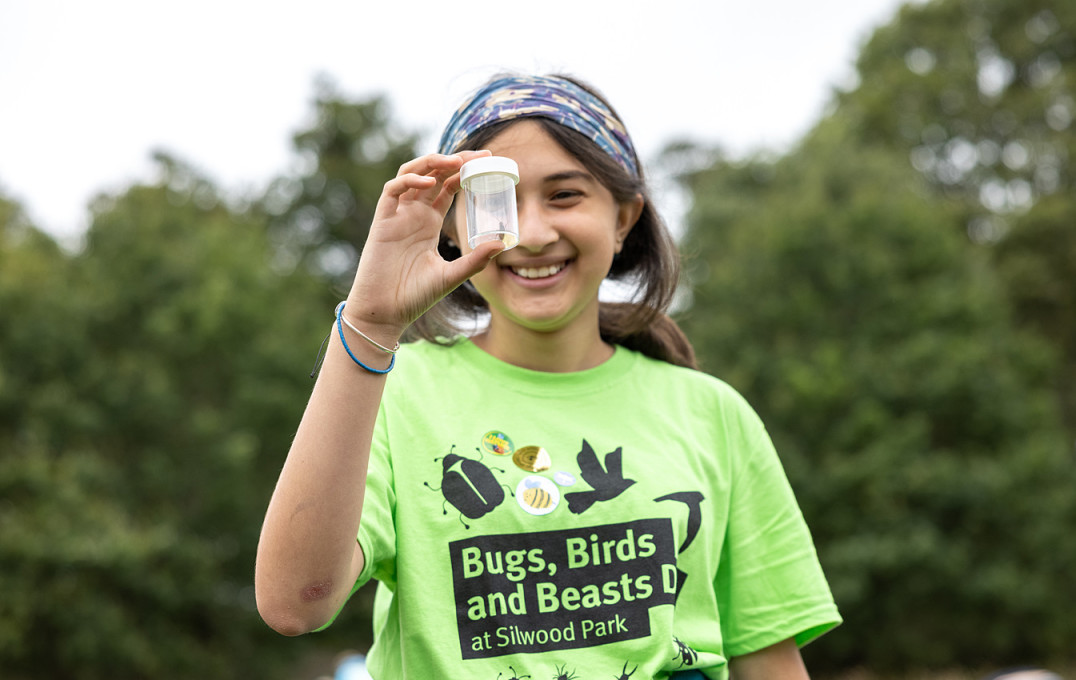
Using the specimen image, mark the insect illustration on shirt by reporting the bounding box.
[614,661,637,679]
[497,665,531,680]
[425,446,512,529]
[552,663,578,680]
[672,637,699,667]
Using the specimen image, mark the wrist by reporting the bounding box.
[330,303,397,375]
[337,301,406,350]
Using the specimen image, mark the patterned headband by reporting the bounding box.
[437,75,640,177]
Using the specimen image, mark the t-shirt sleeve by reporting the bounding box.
[714,399,841,656]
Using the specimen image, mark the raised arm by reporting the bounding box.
[254,151,503,635]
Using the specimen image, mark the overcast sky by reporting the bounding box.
[0,0,911,240]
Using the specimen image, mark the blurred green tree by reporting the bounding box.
[991,195,1076,430]
[0,164,368,677]
[260,75,421,286]
[675,114,1075,671]
[845,0,1074,209]
[839,0,1076,434]
[2,79,423,677]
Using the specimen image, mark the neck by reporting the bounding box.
[472,311,614,373]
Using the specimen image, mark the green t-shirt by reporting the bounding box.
[342,339,839,679]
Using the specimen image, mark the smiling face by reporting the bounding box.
[451,120,642,343]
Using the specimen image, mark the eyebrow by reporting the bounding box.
[542,170,596,184]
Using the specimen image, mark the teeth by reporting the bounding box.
[513,263,565,279]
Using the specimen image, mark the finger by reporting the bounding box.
[456,149,494,162]
[395,153,462,179]
[395,159,472,207]
[442,241,506,289]
[387,150,496,216]
[429,150,494,212]
[431,174,465,215]
[374,174,437,218]
[396,150,493,178]
[386,173,436,197]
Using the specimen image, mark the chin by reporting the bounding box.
[504,306,592,334]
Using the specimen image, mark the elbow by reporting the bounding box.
[255,585,334,637]
[254,547,358,636]
[257,601,327,637]
[262,616,318,638]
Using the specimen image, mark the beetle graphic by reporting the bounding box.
[614,661,637,679]
[672,637,699,668]
[425,446,511,528]
[498,666,531,680]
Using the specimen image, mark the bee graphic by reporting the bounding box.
[552,663,578,680]
[614,661,637,679]
[498,665,531,680]
[523,482,554,508]
[516,475,560,516]
[672,637,699,668]
[425,446,511,528]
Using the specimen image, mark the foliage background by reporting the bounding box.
[1,0,1073,677]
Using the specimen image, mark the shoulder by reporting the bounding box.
[628,349,751,404]
[624,349,769,437]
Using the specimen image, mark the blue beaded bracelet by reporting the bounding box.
[335,303,395,374]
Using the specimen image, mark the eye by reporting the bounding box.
[549,189,583,203]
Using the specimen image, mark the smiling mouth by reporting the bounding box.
[510,261,570,279]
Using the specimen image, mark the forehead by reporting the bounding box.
[482,120,587,178]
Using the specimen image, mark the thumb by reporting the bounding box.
[442,241,505,289]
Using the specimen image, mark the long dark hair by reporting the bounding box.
[407,75,697,370]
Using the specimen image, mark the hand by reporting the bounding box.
[343,151,504,343]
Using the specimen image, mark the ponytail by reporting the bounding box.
[599,303,697,370]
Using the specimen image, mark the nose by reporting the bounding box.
[515,199,558,253]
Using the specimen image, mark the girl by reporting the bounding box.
[256,74,840,679]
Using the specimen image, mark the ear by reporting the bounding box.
[614,193,645,253]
